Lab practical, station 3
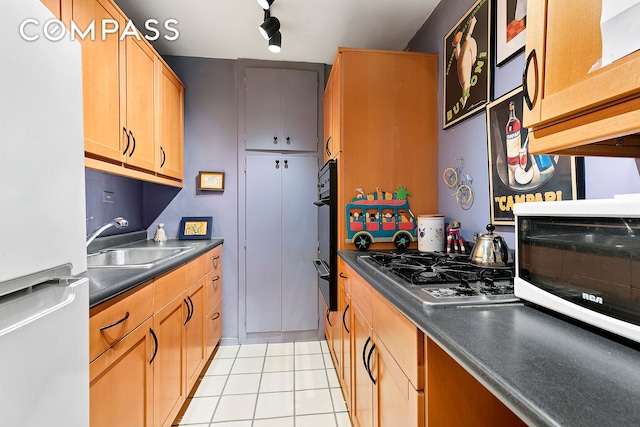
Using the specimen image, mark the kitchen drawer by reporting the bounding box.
[154,264,187,311]
[89,280,153,362]
[205,245,222,273]
[348,265,372,323]
[205,268,222,315]
[185,253,206,286]
[372,284,424,390]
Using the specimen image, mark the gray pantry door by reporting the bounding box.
[245,154,319,333]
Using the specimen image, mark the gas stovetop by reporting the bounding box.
[356,250,520,308]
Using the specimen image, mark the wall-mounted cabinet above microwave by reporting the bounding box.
[523,0,640,158]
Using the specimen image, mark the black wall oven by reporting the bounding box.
[314,159,337,310]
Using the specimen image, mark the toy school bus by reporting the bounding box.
[346,199,417,250]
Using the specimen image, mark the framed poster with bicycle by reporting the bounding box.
[485,87,584,225]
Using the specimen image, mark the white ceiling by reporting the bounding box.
[114,0,441,64]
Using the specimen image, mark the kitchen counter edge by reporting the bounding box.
[339,250,640,427]
[83,239,223,308]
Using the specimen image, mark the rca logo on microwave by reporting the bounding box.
[582,293,604,305]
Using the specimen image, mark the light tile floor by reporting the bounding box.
[173,340,352,427]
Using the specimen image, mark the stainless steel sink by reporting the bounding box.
[87,247,193,268]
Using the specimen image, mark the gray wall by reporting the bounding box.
[147,56,241,343]
[406,0,640,248]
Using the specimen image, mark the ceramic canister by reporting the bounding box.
[417,214,445,252]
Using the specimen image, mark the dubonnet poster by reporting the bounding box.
[486,88,581,224]
[443,0,491,129]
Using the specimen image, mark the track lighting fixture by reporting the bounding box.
[256,0,274,10]
[268,31,281,53]
[259,10,280,40]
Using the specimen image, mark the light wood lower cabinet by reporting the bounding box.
[153,292,188,427]
[89,317,154,427]
[334,259,525,427]
[185,278,206,393]
[351,303,375,427]
[425,338,526,426]
[89,245,223,427]
[349,265,424,427]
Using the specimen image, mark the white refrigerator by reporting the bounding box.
[0,1,89,426]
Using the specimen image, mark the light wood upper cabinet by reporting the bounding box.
[40,0,62,18]
[156,61,185,180]
[523,0,640,157]
[123,36,156,172]
[331,49,439,251]
[72,0,123,162]
[75,0,185,185]
[323,54,342,163]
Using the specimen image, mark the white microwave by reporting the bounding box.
[514,195,640,344]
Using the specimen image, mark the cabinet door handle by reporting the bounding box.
[100,311,129,331]
[273,136,278,145]
[160,146,166,167]
[149,328,158,364]
[339,272,347,279]
[362,337,371,374]
[284,159,288,169]
[122,127,130,155]
[325,136,332,157]
[128,130,136,156]
[366,342,377,384]
[522,49,538,110]
[275,160,280,169]
[342,304,350,334]
[286,136,291,145]
[326,307,333,327]
[183,298,191,325]
[187,296,194,322]
[212,312,221,321]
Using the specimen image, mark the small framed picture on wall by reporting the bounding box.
[495,0,527,66]
[443,0,492,129]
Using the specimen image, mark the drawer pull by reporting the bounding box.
[100,311,130,331]
[149,328,158,364]
[342,304,350,334]
[212,312,221,321]
[211,275,221,283]
[212,255,220,269]
[326,308,332,327]
[339,272,347,279]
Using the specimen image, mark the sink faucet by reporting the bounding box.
[86,217,129,247]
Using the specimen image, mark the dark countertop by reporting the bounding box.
[83,238,223,308]
[339,250,640,427]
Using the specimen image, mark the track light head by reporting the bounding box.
[268,31,281,53]
[259,13,280,40]
[257,0,274,10]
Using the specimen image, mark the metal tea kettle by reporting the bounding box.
[470,224,509,267]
